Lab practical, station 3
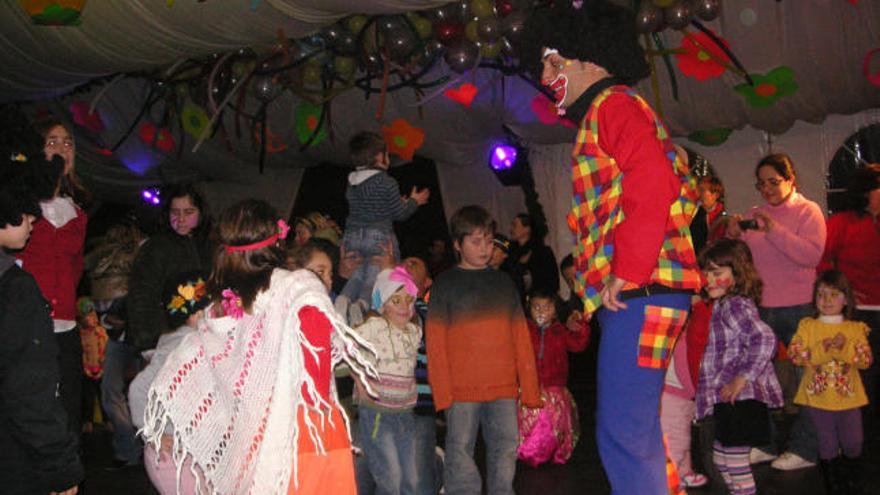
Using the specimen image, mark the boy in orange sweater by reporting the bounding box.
[426,205,540,495]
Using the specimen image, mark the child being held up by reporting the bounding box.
[517,289,589,467]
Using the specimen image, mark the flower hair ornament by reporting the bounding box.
[224,219,290,253]
[166,277,208,316]
[221,288,245,319]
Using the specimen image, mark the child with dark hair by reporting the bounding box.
[696,239,783,495]
[340,131,430,305]
[426,205,540,495]
[128,270,209,494]
[141,199,376,495]
[517,289,589,467]
[788,270,871,494]
[0,140,82,495]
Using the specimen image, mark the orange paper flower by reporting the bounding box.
[382,118,425,161]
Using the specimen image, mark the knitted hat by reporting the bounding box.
[371,266,419,311]
[493,233,511,255]
[164,270,210,329]
[0,135,63,228]
[517,0,649,85]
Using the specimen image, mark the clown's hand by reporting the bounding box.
[599,275,629,312]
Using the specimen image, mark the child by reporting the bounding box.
[788,270,871,494]
[426,205,540,495]
[517,289,589,467]
[696,239,783,495]
[340,131,429,304]
[128,271,209,494]
[0,143,82,494]
[141,199,377,494]
[353,267,422,494]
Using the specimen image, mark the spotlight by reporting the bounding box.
[490,144,517,170]
[141,188,161,205]
[488,127,528,186]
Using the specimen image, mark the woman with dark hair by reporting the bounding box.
[502,213,559,301]
[727,153,826,470]
[819,164,880,422]
[15,119,90,446]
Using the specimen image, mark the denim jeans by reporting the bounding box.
[101,339,143,462]
[341,226,399,304]
[444,400,518,495]
[758,304,818,461]
[412,413,441,495]
[358,406,417,495]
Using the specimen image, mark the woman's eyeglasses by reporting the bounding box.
[755,178,784,190]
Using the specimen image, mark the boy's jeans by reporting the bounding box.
[413,413,441,495]
[358,406,417,495]
[341,226,399,304]
[101,338,143,462]
[444,399,517,495]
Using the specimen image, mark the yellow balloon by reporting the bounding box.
[652,0,677,7]
[465,20,480,42]
[302,65,322,86]
[470,0,494,18]
[347,15,367,35]
[479,41,502,58]
[413,17,432,39]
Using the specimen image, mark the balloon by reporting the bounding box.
[495,0,514,17]
[444,40,479,73]
[422,39,445,60]
[652,0,677,7]
[428,5,460,22]
[377,16,404,35]
[334,56,356,79]
[385,27,417,62]
[477,17,501,42]
[436,19,465,45]
[347,15,367,35]
[635,3,663,33]
[479,41,502,58]
[252,76,280,102]
[502,11,527,43]
[664,2,692,30]
[302,64,322,86]
[465,20,480,42]
[335,31,358,55]
[500,36,515,55]
[470,0,494,18]
[411,16,432,39]
[361,52,384,73]
[692,0,721,22]
[175,83,190,99]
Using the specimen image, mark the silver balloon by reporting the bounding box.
[385,27,417,62]
[444,40,480,74]
[428,5,460,22]
[335,31,358,55]
[377,16,404,35]
[503,11,527,41]
[691,0,721,22]
[252,75,280,102]
[321,24,344,48]
[477,17,501,42]
[635,3,663,33]
[664,2,692,30]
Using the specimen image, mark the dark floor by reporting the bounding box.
[80,342,880,494]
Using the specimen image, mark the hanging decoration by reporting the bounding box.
[382,118,424,160]
[674,30,731,81]
[139,122,176,154]
[687,127,733,146]
[734,66,798,108]
[253,123,288,153]
[19,0,87,26]
[69,101,104,133]
[180,102,210,139]
[863,48,880,87]
[294,102,327,146]
[443,83,478,107]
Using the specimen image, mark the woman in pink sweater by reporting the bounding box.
[727,153,826,471]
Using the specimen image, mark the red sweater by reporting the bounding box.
[528,320,589,388]
[818,211,880,306]
[16,211,87,321]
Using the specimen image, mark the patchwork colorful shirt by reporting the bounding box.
[567,85,701,314]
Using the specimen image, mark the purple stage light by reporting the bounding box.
[141,188,161,206]
[490,144,517,170]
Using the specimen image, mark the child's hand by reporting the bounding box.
[720,375,746,404]
[566,311,584,332]
[409,186,430,206]
[831,332,846,350]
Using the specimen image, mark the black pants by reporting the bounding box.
[55,328,83,446]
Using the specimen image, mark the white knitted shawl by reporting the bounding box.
[142,269,377,495]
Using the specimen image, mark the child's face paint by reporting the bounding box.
[703,264,735,300]
[816,284,846,317]
[529,297,557,327]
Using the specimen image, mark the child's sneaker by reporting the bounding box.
[681,473,708,488]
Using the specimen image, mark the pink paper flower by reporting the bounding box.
[70,101,105,133]
[221,289,244,320]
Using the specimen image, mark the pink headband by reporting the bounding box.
[389,266,419,297]
[224,219,290,253]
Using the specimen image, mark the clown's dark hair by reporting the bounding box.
[518,0,649,86]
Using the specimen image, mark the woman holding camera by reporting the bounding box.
[727,153,826,471]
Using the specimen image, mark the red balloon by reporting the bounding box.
[436,19,464,46]
[495,0,514,17]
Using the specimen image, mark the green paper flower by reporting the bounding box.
[294,102,326,146]
[687,128,733,147]
[735,66,798,108]
[31,4,83,26]
[181,102,209,139]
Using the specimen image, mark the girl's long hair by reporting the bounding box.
[813,270,856,320]
[208,199,286,311]
[699,239,763,304]
[33,118,91,206]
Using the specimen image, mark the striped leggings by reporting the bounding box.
[712,441,755,495]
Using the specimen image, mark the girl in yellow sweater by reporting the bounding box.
[788,270,871,494]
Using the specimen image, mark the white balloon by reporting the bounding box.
[739,8,757,27]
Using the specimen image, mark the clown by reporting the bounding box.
[521,2,702,494]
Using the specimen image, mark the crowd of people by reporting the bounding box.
[2,3,880,495]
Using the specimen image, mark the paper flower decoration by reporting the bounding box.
[69,101,104,133]
[181,102,210,139]
[675,30,731,82]
[95,147,113,156]
[444,83,478,108]
[20,0,86,26]
[139,122,175,154]
[382,118,425,160]
[687,128,733,147]
[253,123,288,153]
[863,48,880,87]
[734,66,798,108]
[531,94,575,128]
[294,102,326,146]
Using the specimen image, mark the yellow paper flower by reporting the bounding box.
[178,284,196,301]
[170,295,185,310]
